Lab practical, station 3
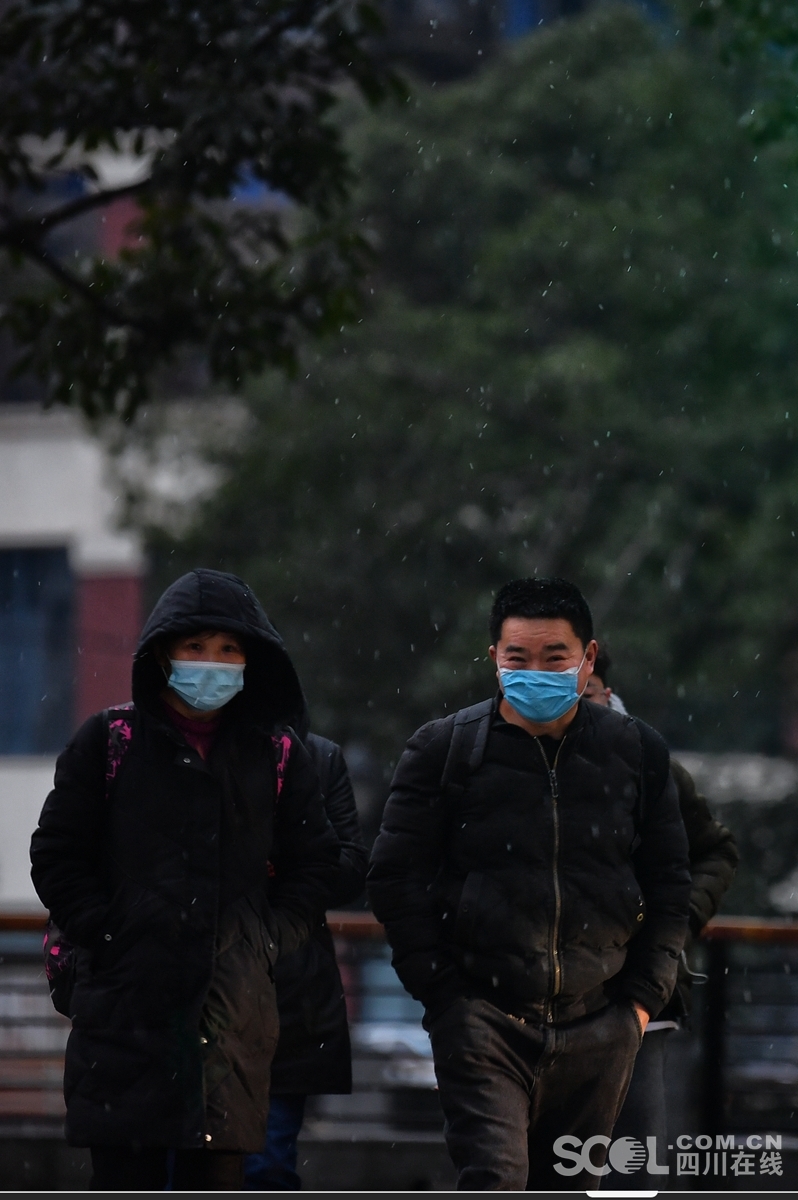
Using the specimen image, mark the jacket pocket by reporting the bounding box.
[626,1000,645,1046]
[89,889,149,971]
[262,913,280,970]
[627,889,646,933]
[453,871,485,948]
[245,896,279,969]
[451,871,534,965]
[609,873,646,946]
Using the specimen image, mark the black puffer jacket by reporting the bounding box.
[30,570,339,1150]
[368,698,691,1023]
[269,729,367,1095]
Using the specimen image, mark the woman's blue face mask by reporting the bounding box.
[499,650,588,724]
[168,660,245,712]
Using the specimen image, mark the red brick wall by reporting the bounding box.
[97,196,144,257]
[75,575,143,725]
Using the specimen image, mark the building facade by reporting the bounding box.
[0,403,143,908]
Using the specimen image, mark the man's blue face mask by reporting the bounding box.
[168,660,245,712]
[499,650,588,724]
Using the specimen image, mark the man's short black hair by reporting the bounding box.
[489,578,594,648]
[593,644,611,684]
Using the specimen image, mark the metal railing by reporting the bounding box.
[700,916,798,1142]
[2,909,798,1151]
[0,916,69,1135]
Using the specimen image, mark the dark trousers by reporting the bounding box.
[243,1095,307,1191]
[427,996,641,1191]
[89,1145,245,1191]
[606,1027,673,1188]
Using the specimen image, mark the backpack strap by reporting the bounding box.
[630,715,670,853]
[271,732,292,799]
[104,703,135,798]
[439,698,496,799]
[104,706,292,799]
[267,733,294,880]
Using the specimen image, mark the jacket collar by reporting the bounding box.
[492,692,592,741]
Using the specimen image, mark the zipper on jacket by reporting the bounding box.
[535,736,566,1024]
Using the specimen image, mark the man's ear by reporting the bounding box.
[489,645,498,664]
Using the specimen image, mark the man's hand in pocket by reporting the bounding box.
[633,1002,650,1034]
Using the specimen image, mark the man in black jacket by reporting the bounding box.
[368,577,691,1190]
[30,570,339,1191]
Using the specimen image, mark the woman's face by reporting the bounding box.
[167,630,246,664]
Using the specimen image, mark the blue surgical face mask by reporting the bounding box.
[499,651,587,724]
[168,660,245,712]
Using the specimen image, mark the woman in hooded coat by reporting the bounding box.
[30,569,339,1192]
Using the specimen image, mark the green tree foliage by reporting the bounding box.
[0,0,396,416]
[151,4,798,761]
[683,0,798,146]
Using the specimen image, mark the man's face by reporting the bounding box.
[167,629,246,665]
[583,673,611,706]
[489,616,596,695]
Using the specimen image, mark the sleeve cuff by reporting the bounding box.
[421,968,466,1020]
[615,978,664,1020]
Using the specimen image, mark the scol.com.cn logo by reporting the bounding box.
[553,1133,784,1178]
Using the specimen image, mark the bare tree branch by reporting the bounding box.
[0,178,151,247]
[16,236,150,332]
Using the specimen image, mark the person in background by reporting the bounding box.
[244,719,367,1190]
[31,569,339,1192]
[587,645,738,1188]
[369,578,691,1190]
[583,645,627,713]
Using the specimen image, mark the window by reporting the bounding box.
[0,549,73,754]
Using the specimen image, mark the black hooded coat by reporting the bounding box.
[30,570,339,1151]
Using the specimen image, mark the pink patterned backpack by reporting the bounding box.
[43,706,291,1016]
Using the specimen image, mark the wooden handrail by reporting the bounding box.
[330,913,798,942]
[0,912,48,932]
[0,910,387,936]
[326,912,798,942]
[701,914,798,943]
[326,911,384,938]
[3,910,797,943]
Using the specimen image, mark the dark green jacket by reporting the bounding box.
[666,758,738,1020]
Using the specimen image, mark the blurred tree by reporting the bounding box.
[147,4,798,762]
[0,0,398,417]
[377,0,500,82]
[683,0,798,146]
